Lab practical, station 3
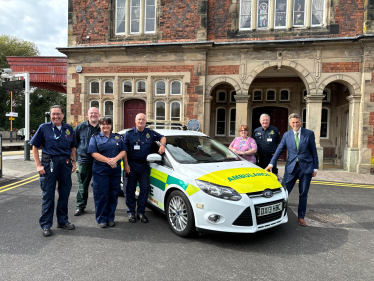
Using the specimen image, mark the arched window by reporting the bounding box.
[170,101,181,121]
[280,89,290,101]
[253,89,262,101]
[266,89,276,101]
[171,81,181,95]
[230,90,236,103]
[216,90,227,103]
[137,80,146,93]
[229,108,236,136]
[155,101,165,120]
[155,81,166,95]
[90,81,99,94]
[104,81,113,94]
[216,108,226,136]
[90,100,99,109]
[123,80,132,93]
[257,0,269,29]
[104,101,113,119]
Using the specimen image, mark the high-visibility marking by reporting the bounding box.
[310,180,374,189]
[0,175,39,193]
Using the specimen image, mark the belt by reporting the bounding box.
[41,153,69,162]
[129,159,147,164]
[259,153,274,157]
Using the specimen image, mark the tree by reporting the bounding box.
[0,35,40,130]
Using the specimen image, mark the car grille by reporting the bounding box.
[233,207,253,226]
[247,188,282,198]
[255,200,284,225]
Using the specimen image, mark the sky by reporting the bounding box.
[0,0,68,56]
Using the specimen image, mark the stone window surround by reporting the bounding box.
[114,0,156,37]
[239,0,326,31]
[279,88,290,101]
[252,89,263,101]
[216,89,228,103]
[266,89,277,101]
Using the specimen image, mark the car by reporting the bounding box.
[118,129,288,237]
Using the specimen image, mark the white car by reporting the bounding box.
[119,129,288,237]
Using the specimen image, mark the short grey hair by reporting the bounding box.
[135,113,147,120]
[259,114,270,121]
[288,113,301,121]
[50,105,64,114]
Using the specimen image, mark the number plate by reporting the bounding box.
[258,202,283,217]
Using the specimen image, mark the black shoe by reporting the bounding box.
[57,222,75,230]
[42,227,52,237]
[108,221,115,227]
[128,214,136,223]
[99,222,107,228]
[137,214,149,223]
[74,209,84,216]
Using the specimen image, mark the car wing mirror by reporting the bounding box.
[147,153,162,163]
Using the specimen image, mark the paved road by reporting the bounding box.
[0,164,373,280]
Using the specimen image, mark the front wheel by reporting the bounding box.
[166,190,196,237]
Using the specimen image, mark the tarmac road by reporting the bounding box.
[0,154,374,280]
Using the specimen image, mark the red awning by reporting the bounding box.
[6,56,68,93]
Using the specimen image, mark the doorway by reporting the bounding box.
[124,99,146,129]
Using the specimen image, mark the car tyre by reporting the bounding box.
[166,190,196,237]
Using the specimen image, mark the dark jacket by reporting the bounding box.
[74,120,100,164]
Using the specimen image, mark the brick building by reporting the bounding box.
[57,0,374,174]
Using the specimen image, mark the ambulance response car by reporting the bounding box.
[120,129,288,237]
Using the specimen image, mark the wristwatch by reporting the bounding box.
[161,143,167,146]
[71,159,77,162]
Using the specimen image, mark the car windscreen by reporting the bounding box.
[165,136,240,164]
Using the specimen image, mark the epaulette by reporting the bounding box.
[92,132,100,137]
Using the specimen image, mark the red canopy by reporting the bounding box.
[6,56,67,93]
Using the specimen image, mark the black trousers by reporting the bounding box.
[257,154,278,175]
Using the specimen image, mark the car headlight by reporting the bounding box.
[195,180,242,201]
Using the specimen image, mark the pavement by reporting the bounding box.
[1,150,373,185]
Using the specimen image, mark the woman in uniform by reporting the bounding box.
[88,117,127,228]
[229,125,257,164]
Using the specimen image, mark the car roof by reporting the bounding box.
[117,128,206,137]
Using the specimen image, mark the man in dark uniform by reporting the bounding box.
[253,114,281,174]
[73,107,101,216]
[123,113,166,223]
[30,105,78,237]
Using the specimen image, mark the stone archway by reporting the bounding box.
[205,76,241,96]
[317,74,361,96]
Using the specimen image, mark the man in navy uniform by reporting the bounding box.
[253,114,281,174]
[73,107,101,216]
[123,113,166,223]
[30,105,78,237]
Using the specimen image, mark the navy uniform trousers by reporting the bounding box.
[92,163,121,224]
[39,156,73,229]
[126,161,150,215]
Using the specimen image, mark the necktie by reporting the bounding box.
[295,132,299,150]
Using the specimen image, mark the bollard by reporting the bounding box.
[10,131,13,143]
[0,134,2,178]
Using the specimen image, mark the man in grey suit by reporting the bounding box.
[265,113,318,227]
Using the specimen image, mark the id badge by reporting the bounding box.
[134,145,140,150]
[267,138,272,142]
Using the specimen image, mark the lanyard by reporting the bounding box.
[239,137,248,151]
[136,129,145,143]
[53,127,62,140]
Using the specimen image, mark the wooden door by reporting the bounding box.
[124,100,146,129]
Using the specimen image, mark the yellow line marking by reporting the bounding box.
[0,178,39,193]
[309,180,374,189]
[0,174,39,191]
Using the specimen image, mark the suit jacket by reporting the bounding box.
[270,127,318,174]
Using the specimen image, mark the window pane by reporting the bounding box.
[230,109,236,135]
[275,0,287,27]
[171,81,181,95]
[90,81,99,94]
[137,81,146,92]
[105,81,113,94]
[216,108,226,135]
[146,6,155,18]
[294,0,305,26]
[240,0,252,29]
[90,100,99,108]
[253,90,262,100]
[116,0,126,33]
[123,81,132,93]
[258,0,269,28]
[171,102,181,121]
[320,123,327,137]
[302,109,306,128]
[267,90,275,100]
[312,0,324,25]
[156,81,166,95]
[280,90,289,100]
[321,109,328,122]
[146,0,155,5]
[218,91,226,101]
[156,102,165,120]
[131,0,140,33]
[145,19,155,32]
[105,101,113,118]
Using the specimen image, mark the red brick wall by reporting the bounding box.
[207,0,231,40]
[335,0,364,37]
[208,65,239,75]
[322,62,360,73]
[70,65,199,122]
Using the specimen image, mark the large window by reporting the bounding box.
[229,108,236,136]
[294,0,306,27]
[155,101,165,120]
[104,101,113,119]
[216,108,226,136]
[155,81,166,95]
[258,0,269,29]
[311,0,324,26]
[240,0,252,30]
[90,81,99,94]
[275,0,287,28]
[104,81,113,94]
[115,0,156,35]
[170,102,181,121]
[171,81,181,95]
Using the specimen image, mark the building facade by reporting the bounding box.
[58,0,374,174]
